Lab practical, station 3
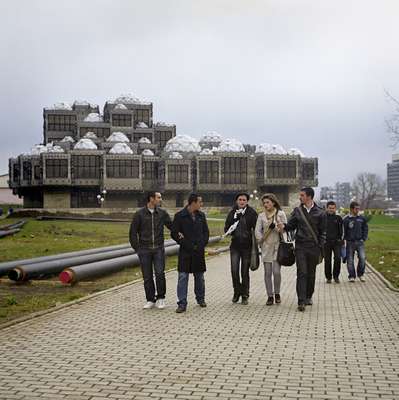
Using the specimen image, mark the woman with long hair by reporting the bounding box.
[255,193,287,305]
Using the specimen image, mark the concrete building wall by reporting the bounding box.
[43,189,70,208]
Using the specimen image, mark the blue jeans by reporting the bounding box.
[346,241,366,278]
[177,272,205,308]
[137,247,166,302]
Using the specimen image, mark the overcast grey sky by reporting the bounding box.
[1,0,398,186]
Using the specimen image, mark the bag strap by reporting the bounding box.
[298,205,319,246]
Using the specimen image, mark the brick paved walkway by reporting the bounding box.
[0,253,398,400]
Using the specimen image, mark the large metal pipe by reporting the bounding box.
[0,228,21,239]
[0,220,26,231]
[59,236,222,284]
[7,239,177,282]
[0,243,131,277]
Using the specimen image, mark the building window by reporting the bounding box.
[80,127,110,138]
[302,163,315,180]
[133,132,153,143]
[47,114,77,133]
[106,159,139,178]
[222,157,247,184]
[199,160,219,184]
[168,164,189,184]
[256,158,265,180]
[266,160,297,179]
[45,159,68,178]
[112,114,132,127]
[12,163,20,182]
[135,109,150,126]
[143,161,158,180]
[34,165,42,180]
[71,189,100,208]
[155,131,173,149]
[71,155,101,179]
[22,161,32,181]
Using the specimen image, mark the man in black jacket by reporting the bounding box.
[324,201,343,284]
[278,187,326,312]
[172,193,210,313]
[224,192,258,305]
[129,192,173,309]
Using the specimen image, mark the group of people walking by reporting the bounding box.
[129,188,369,313]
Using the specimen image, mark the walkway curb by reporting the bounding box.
[367,261,399,292]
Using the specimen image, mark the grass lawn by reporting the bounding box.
[366,215,399,288]
[0,217,228,323]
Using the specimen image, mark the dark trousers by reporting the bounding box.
[137,247,166,302]
[177,272,205,307]
[295,246,320,305]
[324,241,341,280]
[230,247,251,298]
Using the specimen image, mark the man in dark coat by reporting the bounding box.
[171,193,210,313]
[129,191,173,309]
[324,200,344,284]
[224,192,258,305]
[278,187,326,312]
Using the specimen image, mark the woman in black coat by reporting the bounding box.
[171,193,209,313]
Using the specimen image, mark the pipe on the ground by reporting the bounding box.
[0,228,21,239]
[59,236,222,284]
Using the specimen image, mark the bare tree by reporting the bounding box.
[352,173,386,209]
[385,89,399,148]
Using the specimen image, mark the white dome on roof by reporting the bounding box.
[288,147,305,157]
[47,145,64,153]
[109,143,133,154]
[169,152,183,159]
[29,143,65,155]
[214,138,245,153]
[256,143,287,155]
[136,122,148,128]
[74,138,98,150]
[200,148,214,155]
[73,100,90,106]
[114,103,128,110]
[142,149,155,156]
[61,136,75,143]
[106,132,129,143]
[108,94,151,105]
[84,113,103,122]
[164,135,201,153]
[138,137,151,144]
[200,131,223,143]
[83,132,98,140]
[50,102,72,110]
[154,121,174,127]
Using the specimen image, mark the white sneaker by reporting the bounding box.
[143,301,156,309]
[359,276,366,282]
[155,299,166,309]
[349,277,355,282]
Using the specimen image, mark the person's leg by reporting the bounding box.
[194,272,206,304]
[177,272,189,308]
[295,247,308,306]
[264,262,274,297]
[356,242,366,278]
[305,248,319,301]
[324,243,333,281]
[273,261,282,295]
[230,248,241,297]
[346,242,356,279]
[152,248,166,299]
[241,249,251,299]
[332,243,341,280]
[138,250,156,302]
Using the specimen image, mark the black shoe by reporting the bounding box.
[175,306,186,313]
[334,278,340,283]
[326,279,332,284]
[298,304,305,312]
[266,296,274,306]
[232,294,240,303]
[198,302,207,308]
[241,297,248,305]
[275,294,281,304]
[305,298,313,306]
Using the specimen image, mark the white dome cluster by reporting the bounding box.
[255,143,305,156]
[83,132,98,140]
[74,138,98,150]
[29,143,65,155]
[108,94,151,105]
[84,113,103,123]
[61,136,75,143]
[138,137,151,144]
[136,122,148,128]
[142,149,155,156]
[200,131,223,144]
[164,135,201,153]
[169,152,183,159]
[106,132,129,143]
[114,103,128,110]
[214,138,245,153]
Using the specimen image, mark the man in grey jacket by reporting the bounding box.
[129,192,173,309]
